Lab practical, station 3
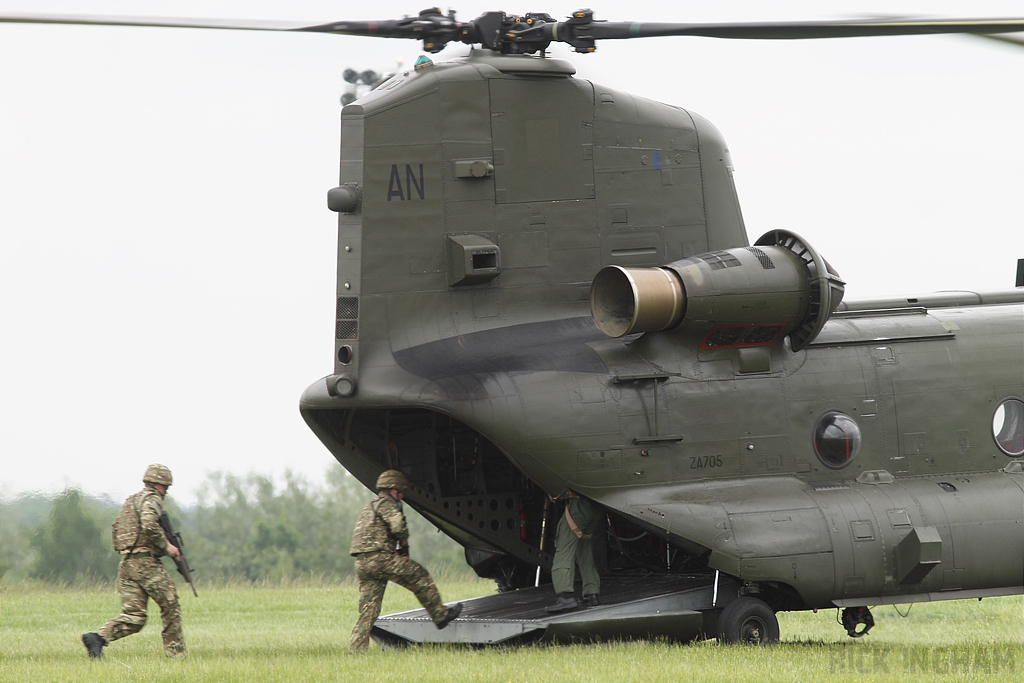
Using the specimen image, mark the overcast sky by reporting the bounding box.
[2,1,1022,506]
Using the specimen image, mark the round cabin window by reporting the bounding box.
[813,411,861,469]
[992,398,1024,457]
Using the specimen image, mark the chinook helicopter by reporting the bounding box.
[4,6,1023,646]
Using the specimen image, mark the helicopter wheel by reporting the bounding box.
[717,596,780,645]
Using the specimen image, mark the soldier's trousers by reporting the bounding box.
[551,497,601,597]
[97,555,185,657]
[349,551,447,654]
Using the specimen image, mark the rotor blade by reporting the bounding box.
[580,17,1024,41]
[0,13,317,32]
[0,12,454,42]
[291,19,455,40]
[972,32,1024,47]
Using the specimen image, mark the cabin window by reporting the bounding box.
[992,398,1024,457]
[813,411,861,469]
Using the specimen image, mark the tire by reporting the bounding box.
[716,596,780,645]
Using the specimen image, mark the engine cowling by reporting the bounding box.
[590,230,845,351]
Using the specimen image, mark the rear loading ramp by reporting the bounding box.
[371,573,733,647]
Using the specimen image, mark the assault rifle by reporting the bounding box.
[158,511,198,597]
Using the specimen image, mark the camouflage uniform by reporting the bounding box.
[551,495,602,598]
[94,483,185,658]
[348,490,449,653]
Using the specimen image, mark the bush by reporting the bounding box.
[28,488,118,583]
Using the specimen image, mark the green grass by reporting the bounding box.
[1,578,1020,682]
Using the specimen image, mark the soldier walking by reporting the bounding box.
[81,464,185,659]
[348,469,462,653]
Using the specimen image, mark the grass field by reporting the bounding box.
[1,577,1020,682]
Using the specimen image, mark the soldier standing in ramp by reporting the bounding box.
[81,464,185,659]
[546,491,602,613]
[348,469,462,653]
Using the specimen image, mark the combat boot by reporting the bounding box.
[437,601,463,629]
[582,594,600,607]
[82,632,105,658]
[546,593,578,613]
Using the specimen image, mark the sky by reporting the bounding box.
[1,1,1022,506]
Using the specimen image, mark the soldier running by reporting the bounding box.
[82,464,185,659]
[348,469,462,653]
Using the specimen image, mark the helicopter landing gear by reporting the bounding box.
[841,606,874,638]
[717,596,780,645]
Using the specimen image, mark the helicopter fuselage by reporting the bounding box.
[300,50,1024,612]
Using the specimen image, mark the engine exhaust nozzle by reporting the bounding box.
[590,265,685,338]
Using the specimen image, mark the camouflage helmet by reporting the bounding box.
[375,469,409,492]
[143,463,173,487]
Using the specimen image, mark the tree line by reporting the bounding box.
[0,468,474,585]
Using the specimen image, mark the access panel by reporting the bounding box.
[490,78,594,204]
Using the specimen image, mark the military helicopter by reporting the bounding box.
[4,6,1023,647]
